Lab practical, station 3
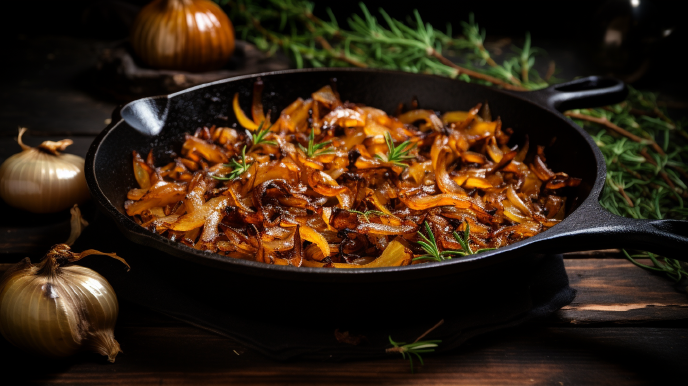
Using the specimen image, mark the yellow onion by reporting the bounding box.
[0,128,89,213]
[0,245,129,362]
[333,238,413,268]
[131,0,235,72]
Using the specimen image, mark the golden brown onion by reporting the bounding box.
[123,81,582,268]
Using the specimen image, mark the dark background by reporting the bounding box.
[4,0,683,40]
[3,0,686,92]
[0,0,685,138]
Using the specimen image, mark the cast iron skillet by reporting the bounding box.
[85,68,688,284]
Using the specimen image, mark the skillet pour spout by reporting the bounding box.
[86,69,688,282]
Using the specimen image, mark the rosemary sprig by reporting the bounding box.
[387,336,441,373]
[348,209,388,223]
[567,91,688,282]
[460,13,497,68]
[414,222,450,262]
[624,250,688,281]
[298,127,335,158]
[223,0,528,89]
[386,319,444,373]
[451,221,497,256]
[389,335,442,373]
[212,146,252,181]
[249,121,278,148]
[414,221,495,262]
[375,132,416,168]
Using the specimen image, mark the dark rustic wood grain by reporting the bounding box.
[560,259,688,325]
[564,249,625,258]
[0,301,686,385]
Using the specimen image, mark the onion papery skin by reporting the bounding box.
[0,259,121,361]
[0,149,90,213]
[131,0,236,72]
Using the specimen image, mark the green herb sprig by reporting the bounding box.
[375,132,416,168]
[387,336,441,373]
[414,222,452,262]
[451,221,497,256]
[213,146,252,181]
[298,127,335,158]
[222,0,536,89]
[250,121,278,148]
[624,250,688,281]
[414,221,495,262]
[568,91,688,281]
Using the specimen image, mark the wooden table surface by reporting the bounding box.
[1,35,687,385]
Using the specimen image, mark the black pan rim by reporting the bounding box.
[85,67,607,278]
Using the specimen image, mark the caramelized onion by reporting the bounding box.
[506,185,532,216]
[453,103,481,130]
[125,181,187,216]
[312,85,340,109]
[399,193,492,223]
[233,93,258,130]
[299,225,330,258]
[463,177,493,189]
[355,222,417,235]
[182,135,229,164]
[485,136,504,163]
[441,110,470,124]
[170,196,230,232]
[127,187,149,200]
[251,80,266,125]
[125,81,581,268]
[435,148,465,195]
[133,151,152,189]
[398,110,443,131]
[262,227,295,252]
[333,238,413,268]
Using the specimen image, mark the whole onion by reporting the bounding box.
[0,245,129,362]
[0,128,89,213]
[130,0,235,72]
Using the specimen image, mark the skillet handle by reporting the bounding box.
[538,202,688,262]
[521,76,628,112]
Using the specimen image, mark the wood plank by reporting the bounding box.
[0,302,685,385]
[0,222,71,256]
[563,249,625,258]
[559,259,688,324]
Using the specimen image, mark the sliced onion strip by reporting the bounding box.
[233,93,259,130]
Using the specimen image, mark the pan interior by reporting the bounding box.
[95,70,599,271]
